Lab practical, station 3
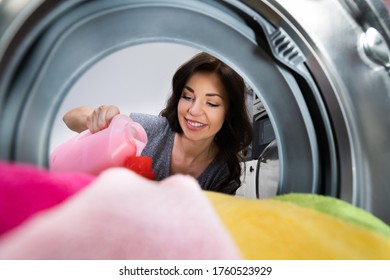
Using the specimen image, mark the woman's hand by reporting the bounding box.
[63,105,120,133]
[87,105,120,133]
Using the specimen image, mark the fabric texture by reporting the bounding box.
[130,113,237,193]
[273,193,390,237]
[0,163,241,260]
[0,161,95,235]
[206,191,390,259]
[2,161,390,260]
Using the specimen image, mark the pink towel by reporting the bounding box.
[0,165,241,260]
[0,161,95,235]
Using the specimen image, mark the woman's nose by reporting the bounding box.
[188,100,203,116]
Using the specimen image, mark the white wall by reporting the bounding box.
[49,43,200,152]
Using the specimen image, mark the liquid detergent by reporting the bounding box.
[50,114,155,178]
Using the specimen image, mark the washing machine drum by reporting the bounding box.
[0,0,389,223]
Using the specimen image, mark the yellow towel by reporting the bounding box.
[206,192,390,259]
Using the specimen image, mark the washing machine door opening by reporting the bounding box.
[1,0,389,224]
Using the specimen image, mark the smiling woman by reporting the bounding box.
[62,52,253,195]
[1,0,390,224]
[175,72,228,177]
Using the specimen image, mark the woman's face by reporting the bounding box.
[177,71,228,143]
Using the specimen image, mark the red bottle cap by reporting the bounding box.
[125,156,155,180]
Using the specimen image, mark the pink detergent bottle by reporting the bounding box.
[50,114,148,175]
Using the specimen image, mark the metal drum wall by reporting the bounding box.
[0,0,389,224]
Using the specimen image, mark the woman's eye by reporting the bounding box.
[181,94,192,101]
[207,102,219,107]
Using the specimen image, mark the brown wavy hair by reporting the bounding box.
[160,52,252,190]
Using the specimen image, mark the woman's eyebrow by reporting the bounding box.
[184,86,224,99]
[184,85,194,93]
[206,93,224,99]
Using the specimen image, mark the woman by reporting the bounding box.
[63,52,252,194]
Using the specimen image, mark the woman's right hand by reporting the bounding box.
[86,105,120,133]
[63,105,120,133]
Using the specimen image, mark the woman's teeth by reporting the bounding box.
[187,120,205,127]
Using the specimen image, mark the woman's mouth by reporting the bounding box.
[185,118,206,128]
